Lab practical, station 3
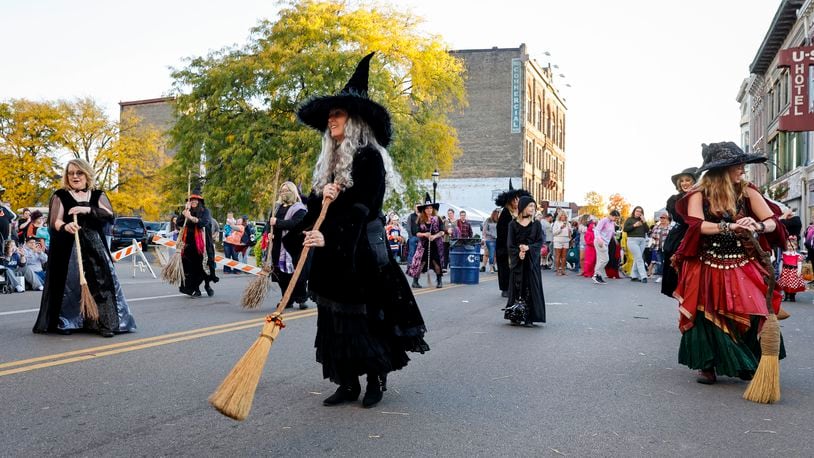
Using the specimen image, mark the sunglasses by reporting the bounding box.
[67,171,85,177]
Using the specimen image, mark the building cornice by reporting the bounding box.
[750,0,805,75]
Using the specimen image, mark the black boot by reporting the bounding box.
[323,377,361,406]
[362,373,384,408]
[790,293,796,302]
[436,273,443,288]
[412,277,422,288]
[205,283,214,297]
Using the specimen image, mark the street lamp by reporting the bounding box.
[431,169,440,203]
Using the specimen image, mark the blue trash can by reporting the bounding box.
[449,238,481,284]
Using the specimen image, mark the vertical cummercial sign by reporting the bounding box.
[511,58,522,133]
[778,45,814,132]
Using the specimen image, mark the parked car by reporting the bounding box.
[110,217,148,251]
[154,221,172,241]
[144,221,163,245]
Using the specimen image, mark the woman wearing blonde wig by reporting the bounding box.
[269,181,309,309]
[551,210,571,275]
[673,142,786,385]
[33,159,136,337]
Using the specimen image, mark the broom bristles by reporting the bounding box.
[79,283,99,321]
[160,252,185,286]
[743,314,781,404]
[240,274,272,309]
[209,319,280,420]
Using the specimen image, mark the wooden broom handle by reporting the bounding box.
[73,214,87,285]
[263,160,283,271]
[272,195,334,315]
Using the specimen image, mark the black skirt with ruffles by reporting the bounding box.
[314,293,410,384]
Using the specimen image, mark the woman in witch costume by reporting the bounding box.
[269,181,309,309]
[32,159,136,337]
[285,52,429,408]
[406,194,445,289]
[673,142,787,385]
[660,167,697,298]
[505,196,546,327]
[495,180,531,298]
[176,187,218,297]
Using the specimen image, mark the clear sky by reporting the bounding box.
[0,0,783,216]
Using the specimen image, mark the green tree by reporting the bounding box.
[0,99,63,207]
[167,0,466,217]
[582,191,605,217]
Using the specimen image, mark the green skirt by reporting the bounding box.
[678,315,786,377]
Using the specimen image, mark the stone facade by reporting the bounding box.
[448,44,567,212]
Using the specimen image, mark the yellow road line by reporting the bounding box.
[0,309,314,370]
[0,311,317,377]
[0,276,496,377]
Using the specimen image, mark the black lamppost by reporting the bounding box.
[432,169,440,203]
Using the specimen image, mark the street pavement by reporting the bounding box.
[1,261,813,457]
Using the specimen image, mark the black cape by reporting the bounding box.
[661,192,686,298]
[177,207,218,293]
[495,207,513,292]
[507,219,546,323]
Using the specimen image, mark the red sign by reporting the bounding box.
[778,46,814,132]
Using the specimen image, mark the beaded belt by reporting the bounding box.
[701,236,750,270]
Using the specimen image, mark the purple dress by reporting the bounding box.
[407,216,444,277]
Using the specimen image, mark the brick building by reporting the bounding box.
[435,44,568,214]
[119,96,176,157]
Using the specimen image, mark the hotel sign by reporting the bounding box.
[511,58,522,133]
[778,46,814,132]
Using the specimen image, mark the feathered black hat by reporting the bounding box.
[416,192,440,211]
[494,178,531,207]
[297,52,393,147]
[697,142,766,172]
[670,167,699,187]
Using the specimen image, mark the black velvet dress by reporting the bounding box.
[506,219,546,324]
[32,189,136,334]
[284,145,429,386]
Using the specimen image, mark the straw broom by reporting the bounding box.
[738,228,781,404]
[209,193,334,420]
[73,214,99,321]
[161,172,192,286]
[241,160,282,309]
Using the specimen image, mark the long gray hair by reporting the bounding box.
[312,116,404,198]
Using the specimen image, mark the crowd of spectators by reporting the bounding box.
[0,187,49,293]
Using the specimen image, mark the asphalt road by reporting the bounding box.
[1,263,813,457]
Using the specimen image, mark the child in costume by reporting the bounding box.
[777,235,806,302]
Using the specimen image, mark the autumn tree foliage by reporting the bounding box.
[0,98,168,218]
[0,99,63,207]
[582,191,606,218]
[606,193,631,220]
[167,0,467,216]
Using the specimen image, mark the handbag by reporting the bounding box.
[366,213,390,269]
[566,246,578,263]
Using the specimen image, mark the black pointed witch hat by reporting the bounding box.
[416,192,440,211]
[494,178,531,207]
[297,52,393,147]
